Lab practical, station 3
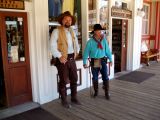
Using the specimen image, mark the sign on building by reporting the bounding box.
[111,7,132,19]
[0,0,24,10]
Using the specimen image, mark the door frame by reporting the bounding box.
[0,11,32,107]
[112,18,128,72]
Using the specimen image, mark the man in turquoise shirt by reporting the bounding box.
[83,24,112,100]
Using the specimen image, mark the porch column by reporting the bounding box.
[32,0,53,104]
[127,0,143,70]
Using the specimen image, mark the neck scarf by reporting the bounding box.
[93,36,103,49]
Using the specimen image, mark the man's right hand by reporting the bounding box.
[83,64,88,69]
[59,56,67,64]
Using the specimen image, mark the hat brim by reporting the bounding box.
[91,28,105,34]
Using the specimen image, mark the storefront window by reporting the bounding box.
[48,0,82,59]
[6,16,25,63]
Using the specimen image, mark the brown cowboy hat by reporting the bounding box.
[57,11,76,25]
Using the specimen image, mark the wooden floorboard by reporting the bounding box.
[42,62,160,120]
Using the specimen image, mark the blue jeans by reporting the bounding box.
[91,60,109,82]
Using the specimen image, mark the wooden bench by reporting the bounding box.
[141,49,160,66]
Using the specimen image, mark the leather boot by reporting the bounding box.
[93,80,98,97]
[59,86,71,108]
[103,80,110,100]
[71,84,81,105]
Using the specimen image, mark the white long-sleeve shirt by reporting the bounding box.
[50,27,80,58]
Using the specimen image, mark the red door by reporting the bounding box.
[0,12,32,106]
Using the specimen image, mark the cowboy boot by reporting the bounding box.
[93,80,98,97]
[71,84,81,105]
[59,86,71,108]
[103,80,110,100]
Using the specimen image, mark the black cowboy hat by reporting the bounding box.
[93,24,104,31]
[57,11,76,25]
[90,24,104,34]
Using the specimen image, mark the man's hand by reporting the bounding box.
[110,62,113,67]
[83,64,88,69]
[59,56,67,64]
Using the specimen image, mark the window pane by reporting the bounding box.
[142,20,148,34]
[6,16,25,63]
[142,4,150,35]
[143,5,149,19]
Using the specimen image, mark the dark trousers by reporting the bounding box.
[56,56,78,101]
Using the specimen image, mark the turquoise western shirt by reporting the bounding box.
[83,37,112,65]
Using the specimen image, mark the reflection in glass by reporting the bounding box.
[5,16,25,63]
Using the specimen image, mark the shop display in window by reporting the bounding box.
[6,16,25,63]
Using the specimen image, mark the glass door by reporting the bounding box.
[0,11,32,107]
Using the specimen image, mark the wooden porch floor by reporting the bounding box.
[42,63,160,120]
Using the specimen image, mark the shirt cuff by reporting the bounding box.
[54,53,62,58]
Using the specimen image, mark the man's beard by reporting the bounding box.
[64,24,71,28]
